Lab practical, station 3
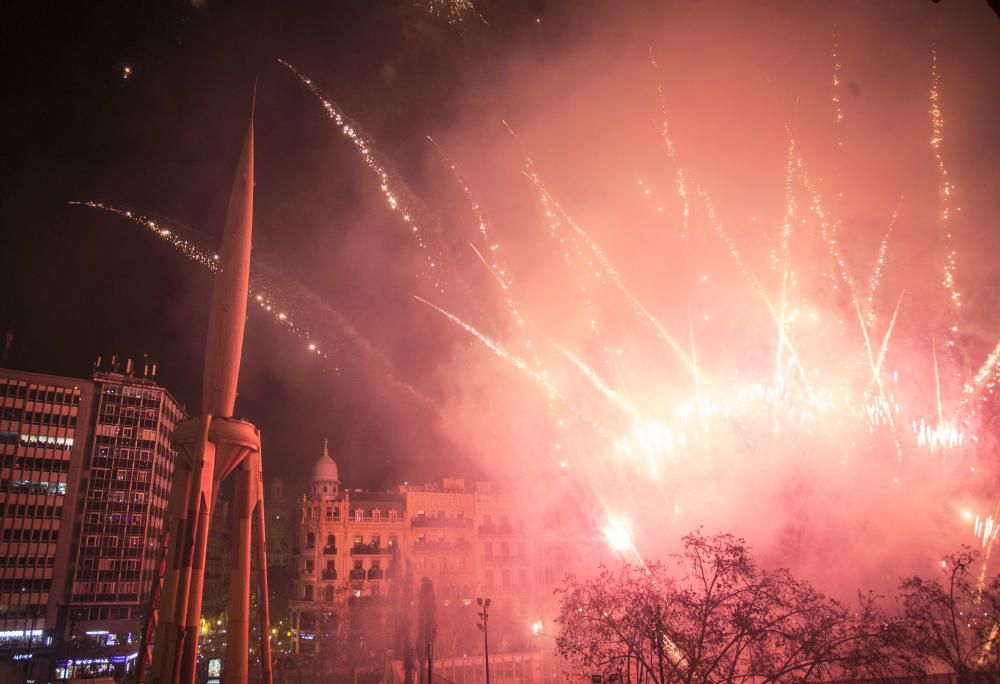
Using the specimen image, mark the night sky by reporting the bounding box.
[0,0,552,490]
[1,0,997,529]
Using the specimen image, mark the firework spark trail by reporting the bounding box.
[932,340,945,428]
[279,59,449,294]
[601,510,644,567]
[775,138,798,395]
[470,243,511,291]
[415,0,486,24]
[870,291,905,390]
[71,201,221,269]
[687,308,707,435]
[795,154,860,304]
[693,185,820,406]
[975,502,1000,603]
[523,167,701,378]
[70,201,331,351]
[557,345,634,415]
[413,295,566,405]
[956,338,1000,414]
[929,46,962,339]
[72,201,448,410]
[853,297,903,457]
[428,136,528,327]
[866,196,903,330]
[831,28,844,147]
[649,48,690,240]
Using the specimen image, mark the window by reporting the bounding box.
[305,532,315,549]
[354,509,363,522]
[388,509,398,522]
[303,584,313,601]
[372,509,381,522]
[323,586,333,602]
[326,534,335,547]
[353,535,362,548]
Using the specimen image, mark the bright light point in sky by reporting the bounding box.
[531,620,542,635]
[602,512,636,555]
[122,65,132,79]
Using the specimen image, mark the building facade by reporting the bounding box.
[265,478,294,571]
[287,444,565,682]
[56,363,185,679]
[0,369,96,673]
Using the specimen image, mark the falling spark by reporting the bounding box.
[413,296,563,403]
[831,28,844,146]
[650,48,690,240]
[866,196,903,330]
[602,511,642,566]
[279,59,449,294]
[414,0,484,24]
[929,46,962,332]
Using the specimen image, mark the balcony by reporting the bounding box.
[349,569,366,581]
[350,544,393,556]
[478,523,515,536]
[411,515,473,529]
[413,539,472,554]
[322,546,338,555]
[322,570,337,580]
[367,569,384,581]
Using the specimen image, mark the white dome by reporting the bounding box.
[311,439,340,484]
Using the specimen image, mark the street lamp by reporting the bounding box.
[476,597,491,684]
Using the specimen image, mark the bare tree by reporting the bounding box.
[897,546,1000,681]
[555,531,909,683]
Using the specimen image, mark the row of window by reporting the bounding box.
[3,504,63,519]
[88,490,147,503]
[0,603,46,619]
[85,512,144,526]
[0,479,67,495]
[72,580,140,596]
[482,541,527,559]
[20,411,78,428]
[0,382,82,404]
[1,455,71,473]
[303,506,405,523]
[483,568,530,587]
[1,528,59,543]
[81,535,145,548]
[68,605,136,621]
[0,578,52,593]
[4,433,75,449]
[77,558,141,571]
[0,555,55,568]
